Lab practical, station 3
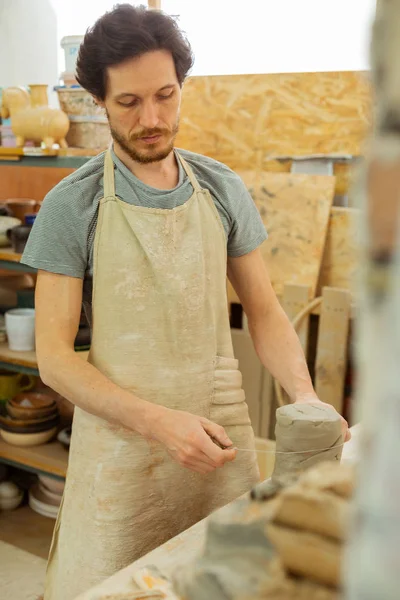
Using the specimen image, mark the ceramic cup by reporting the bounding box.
[0,370,35,404]
[5,308,35,352]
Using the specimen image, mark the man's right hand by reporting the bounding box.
[145,405,237,474]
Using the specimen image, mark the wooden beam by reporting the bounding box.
[314,287,351,414]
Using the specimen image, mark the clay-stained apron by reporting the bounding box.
[44,150,259,600]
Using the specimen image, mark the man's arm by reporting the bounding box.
[227,249,350,439]
[35,270,236,472]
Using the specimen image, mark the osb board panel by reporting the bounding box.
[177,71,371,169]
[228,172,335,303]
[317,207,361,295]
[0,165,75,201]
[259,160,351,196]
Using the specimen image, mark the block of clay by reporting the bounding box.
[273,485,349,541]
[298,461,355,498]
[267,523,341,588]
[252,404,343,500]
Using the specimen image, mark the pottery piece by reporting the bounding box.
[38,474,65,495]
[57,427,71,451]
[1,87,69,149]
[29,84,49,107]
[7,222,33,254]
[10,391,55,410]
[1,404,58,427]
[0,482,23,510]
[0,371,36,404]
[0,426,57,447]
[6,403,57,420]
[0,416,59,434]
[29,484,59,518]
[60,36,84,73]
[0,216,21,247]
[5,199,40,222]
[5,308,35,351]
[37,482,62,504]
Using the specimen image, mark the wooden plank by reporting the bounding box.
[314,287,351,414]
[0,438,68,478]
[231,329,263,436]
[318,207,361,295]
[256,172,335,298]
[176,71,371,168]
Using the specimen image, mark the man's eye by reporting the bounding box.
[158,92,173,101]
[119,100,138,107]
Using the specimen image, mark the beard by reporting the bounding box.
[107,112,180,164]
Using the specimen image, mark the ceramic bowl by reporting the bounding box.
[0,491,23,510]
[0,427,57,447]
[29,484,59,519]
[6,403,58,421]
[1,405,59,427]
[38,474,65,495]
[37,482,62,504]
[4,199,41,222]
[8,393,57,420]
[0,416,59,434]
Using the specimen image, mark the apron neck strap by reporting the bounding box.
[104,149,202,197]
[104,150,116,198]
[176,153,202,193]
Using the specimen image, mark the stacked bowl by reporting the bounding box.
[0,392,59,446]
[29,474,64,519]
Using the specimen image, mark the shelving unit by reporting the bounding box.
[0,251,83,479]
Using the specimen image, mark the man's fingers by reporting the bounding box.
[201,419,233,448]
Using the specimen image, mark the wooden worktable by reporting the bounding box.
[75,429,359,600]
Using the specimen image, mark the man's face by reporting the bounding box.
[102,50,181,164]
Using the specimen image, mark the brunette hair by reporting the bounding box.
[76,3,194,100]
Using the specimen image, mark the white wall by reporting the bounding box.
[0,0,377,98]
[163,0,377,75]
[0,0,58,90]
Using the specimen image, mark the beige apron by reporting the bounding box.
[45,150,259,600]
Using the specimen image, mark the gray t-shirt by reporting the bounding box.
[22,148,267,316]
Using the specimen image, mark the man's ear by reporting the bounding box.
[93,96,105,109]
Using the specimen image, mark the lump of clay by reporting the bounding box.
[252,403,343,500]
[174,461,353,600]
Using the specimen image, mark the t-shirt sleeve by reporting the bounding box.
[21,186,90,278]
[227,176,268,258]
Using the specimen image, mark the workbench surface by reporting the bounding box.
[75,428,359,600]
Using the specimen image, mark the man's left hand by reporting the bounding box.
[294,395,351,442]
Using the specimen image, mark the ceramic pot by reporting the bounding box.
[7,220,34,254]
[0,371,36,404]
[5,308,35,351]
[0,216,21,247]
[0,427,57,447]
[29,84,49,107]
[4,199,40,222]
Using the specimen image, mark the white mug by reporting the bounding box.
[5,308,35,352]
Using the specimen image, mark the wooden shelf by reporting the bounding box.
[0,248,22,263]
[0,342,89,376]
[0,438,68,478]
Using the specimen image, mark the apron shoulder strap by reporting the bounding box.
[176,153,202,193]
[104,150,116,199]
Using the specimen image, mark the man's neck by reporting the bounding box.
[113,142,179,190]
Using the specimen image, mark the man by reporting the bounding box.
[22,5,349,599]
